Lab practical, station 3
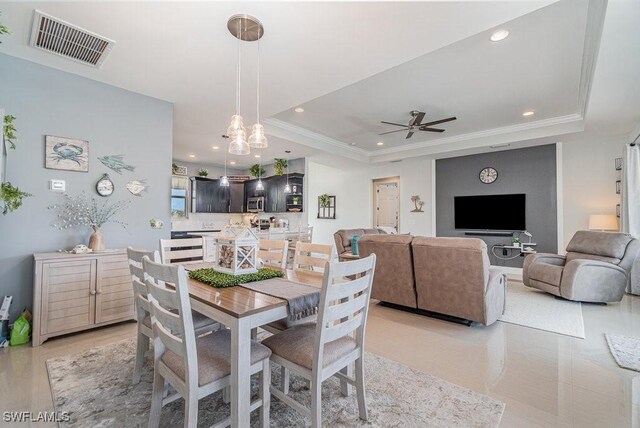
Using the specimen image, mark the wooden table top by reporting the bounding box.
[185,265,324,319]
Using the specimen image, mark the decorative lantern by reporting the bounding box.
[215,226,259,275]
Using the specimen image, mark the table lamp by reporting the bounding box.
[588,214,619,231]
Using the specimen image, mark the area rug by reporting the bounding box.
[46,338,505,427]
[499,282,585,338]
[605,334,640,372]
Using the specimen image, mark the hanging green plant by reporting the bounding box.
[197,168,209,177]
[172,162,179,174]
[3,115,17,149]
[249,164,266,178]
[0,182,32,215]
[273,158,288,176]
[319,193,331,208]
[0,11,12,43]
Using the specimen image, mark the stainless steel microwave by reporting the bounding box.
[247,197,265,212]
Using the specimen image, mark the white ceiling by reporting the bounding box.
[0,1,556,167]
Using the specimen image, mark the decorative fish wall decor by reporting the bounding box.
[98,155,135,174]
[126,180,148,196]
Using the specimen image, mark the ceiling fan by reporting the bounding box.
[379,110,457,139]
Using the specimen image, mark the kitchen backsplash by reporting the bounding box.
[172,212,306,231]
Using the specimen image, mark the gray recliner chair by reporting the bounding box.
[523,231,640,303]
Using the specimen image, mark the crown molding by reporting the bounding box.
[577,0,607,119]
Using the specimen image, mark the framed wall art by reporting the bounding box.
[45,135,89,172]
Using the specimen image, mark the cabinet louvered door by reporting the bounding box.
[95,255,134,323]
[41,260,96,335]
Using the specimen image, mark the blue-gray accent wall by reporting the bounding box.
[0,54,173,321]
[436,144,557,268]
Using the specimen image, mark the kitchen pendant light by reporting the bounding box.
[226,15,263,155]
[283,150,291,193]
[256,155,264,190]
[220,139,230,187]
[249,40,268,148]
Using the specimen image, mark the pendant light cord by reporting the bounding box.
[256,40,260,124]
[236,20,241,115]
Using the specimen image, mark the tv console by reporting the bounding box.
[464,231,514,237]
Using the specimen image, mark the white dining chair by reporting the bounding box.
[292,241,334,273]
[127,247,220,385]
[143,257,272,428]
[159,238,205,264]
[258,239,289,269]
[262,254,377,427]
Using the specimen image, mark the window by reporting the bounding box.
[171,176,189,219]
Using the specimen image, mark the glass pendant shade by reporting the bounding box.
[226,114,246,140]
[228,129,250,155]
[248,123,268,148]
[256,179,264,191]
[220,175,230,187]
[283,183,291,193]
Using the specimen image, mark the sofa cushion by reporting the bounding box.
[411,236,486,251]
[565,231,631,260]
[337,229,364,249]
[527,262,563,287]
[565,252,620,265]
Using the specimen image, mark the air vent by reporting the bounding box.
[29,10,115,68]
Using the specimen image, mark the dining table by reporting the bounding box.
[183,264,324,427]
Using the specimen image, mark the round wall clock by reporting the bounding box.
[479,167,498,184]
[96,173,114,197]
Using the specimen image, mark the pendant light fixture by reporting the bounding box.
[220,136,230,187]
[256,154,264,191]
[283,150,292,194]
[248,39,268,148]
[226,15,263,156]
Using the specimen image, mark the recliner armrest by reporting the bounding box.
[560,259,627,302]
[523,253,566,286]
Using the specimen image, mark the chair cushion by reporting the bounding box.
[266,315,317,331]
[262,324,356,370]
[527,262,564,287]
[161,329,271,386]
[142,310,218,332]
[566,231,631,260]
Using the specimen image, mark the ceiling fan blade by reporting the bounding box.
[379,128,410,135]
[406,131,414,139]
[410,112,425,127]
[420,116,457,127]
[380,121,409,127]
[418,127,445,133]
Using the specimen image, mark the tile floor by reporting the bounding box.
[0,288,638,427]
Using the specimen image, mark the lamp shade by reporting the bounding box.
[248,123,268,148]
[588,214,619,231]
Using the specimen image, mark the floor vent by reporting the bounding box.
[29,10,115,68]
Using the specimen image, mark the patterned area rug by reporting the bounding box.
[499,282,585,338]
[605,333,640,372]
[46,338,505,427]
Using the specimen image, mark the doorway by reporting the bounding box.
[373,177,400,232]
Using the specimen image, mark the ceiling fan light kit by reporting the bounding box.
[380,110,457,139]
[226,14,266,156]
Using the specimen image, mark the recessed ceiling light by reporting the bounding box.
[522,110,535,117]
[212,146,219,150]
[188,154,195,158]
[490,29,509,42]
[229,161,236,165]
[254,154,261,158]
[350,143,357,146]
[294,107,304,113]
[377,142,384,146]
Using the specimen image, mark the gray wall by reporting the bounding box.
[0,54,173,321]
[436,144,557,268]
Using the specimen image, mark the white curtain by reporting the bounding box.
[621,143,640,294]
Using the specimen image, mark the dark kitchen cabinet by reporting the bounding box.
[191,177,230,213]
[229,181,244,213]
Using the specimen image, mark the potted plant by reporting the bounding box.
[1,113,32,215]
[197,168,209,177]
[49,193,130,251]
[273,158,288,176]
[172,162,179,174]
[249,164,266,178]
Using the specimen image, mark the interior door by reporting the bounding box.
[374,180,399,231]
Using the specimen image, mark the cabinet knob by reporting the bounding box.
[90,290,96,295]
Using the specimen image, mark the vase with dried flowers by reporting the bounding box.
[48,192,130,251]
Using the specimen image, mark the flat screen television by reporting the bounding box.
[454,194,526,231]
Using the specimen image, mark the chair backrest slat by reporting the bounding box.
[313,254,376,374]
[293,241,333,273]
[298,226,313,243]
[159,238,205,264]
[143,256,198,381]
[127,247,160,318]
[258,239,288,269]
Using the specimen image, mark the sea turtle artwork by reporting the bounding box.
[45,136,89,172]
[126,179,148,196]
[98,155,136,174]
